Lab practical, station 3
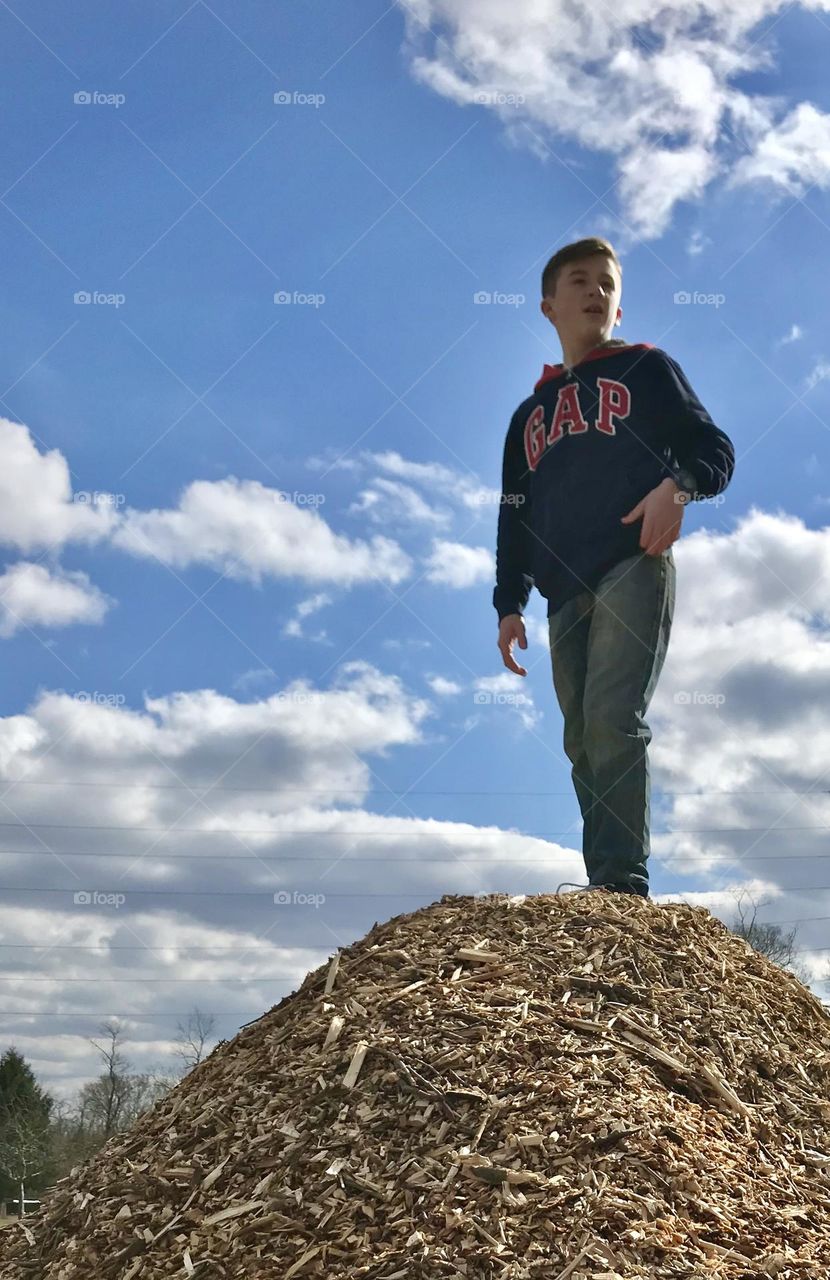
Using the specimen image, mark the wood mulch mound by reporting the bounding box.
[2,890,829,1278]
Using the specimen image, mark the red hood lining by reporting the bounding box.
[534,342,653,392]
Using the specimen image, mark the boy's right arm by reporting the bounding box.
[493,411,534,676]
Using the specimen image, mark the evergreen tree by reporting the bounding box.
[0,1048,53,1214]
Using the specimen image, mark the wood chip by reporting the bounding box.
[322,1013,345,1050]
[200,1198,265,1228]
[342,1039,369,1088]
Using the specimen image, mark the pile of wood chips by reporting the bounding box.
[2,890,830,1279]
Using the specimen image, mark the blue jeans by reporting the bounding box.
[547,548,675,896]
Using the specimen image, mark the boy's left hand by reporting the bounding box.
[620,478,686,555]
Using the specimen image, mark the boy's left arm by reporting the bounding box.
[621,349,736,555]
[652,349,736,499]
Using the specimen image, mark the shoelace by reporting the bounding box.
[556,880,623,893]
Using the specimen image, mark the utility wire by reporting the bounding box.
[0,820,830,834]
[2,846,830,861]
[0,779,828,795]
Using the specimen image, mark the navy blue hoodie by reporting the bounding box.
[493,339,735,620]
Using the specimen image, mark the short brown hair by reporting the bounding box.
[541,237,622,299]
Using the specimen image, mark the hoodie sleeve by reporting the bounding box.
[493,408,535,621]
[650,348,735,500]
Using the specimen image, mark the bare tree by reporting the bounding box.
[727,888,811,983]
[85,1020,131,1138]
[173,1007,216,1073]
[144,1060,179,1096]
[50,1069,173,1180]
[46,1096,102,1178]
[0,1109,49,1217]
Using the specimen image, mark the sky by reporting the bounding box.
[2,0,830,1099]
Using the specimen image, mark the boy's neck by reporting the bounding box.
[560,333,619,370]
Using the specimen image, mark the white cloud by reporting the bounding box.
[395,0,830,239]
[0,562,113,637]
[302,448,501,529]
[476,672,526,694]
[294,592,333,619]
[347,477,452,528]
[111,477,412,587]
[369,451,462,488]
[687,229,711,257]
[0,423,430,601]
[282,592,333,640]
[474,671,539,729]
[426,675,462,696]
[382,636,432,650]
[522,614,551,653]
[367,450,498,513]
[0,418,117,553]
[728,101,830,197]
[423,538,494,586]
[0,903,321,1100]
[644,512,830,907]
[471,511,830,961]
[615,142,717,241]
[282,621,330,642]
[305,449,362,474]
[231,667,278,694]
[777,323,803,346]
[803,359,830,393]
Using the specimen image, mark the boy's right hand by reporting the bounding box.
[497,614,528,677]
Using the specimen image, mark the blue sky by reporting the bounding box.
[3,0,830,1094]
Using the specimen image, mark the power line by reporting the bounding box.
[1,821,830,835]
[0,887,311,899]
[0,944,313,952]
[0,887,508,898]
[0,1010,259,1019]
[0,887,819,902]
[0,780,828,795]
[3,846,830,862]
[0,977,291,983]
[761,916,830,926]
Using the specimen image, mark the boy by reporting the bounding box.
[493,237,735,898]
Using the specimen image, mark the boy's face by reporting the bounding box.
[541,254,623,343]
